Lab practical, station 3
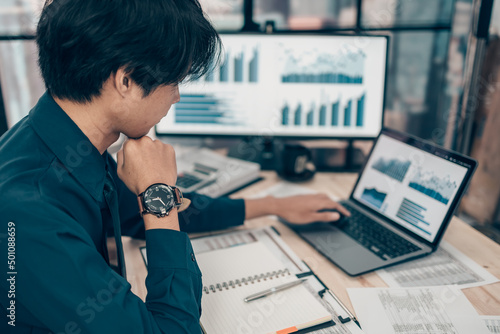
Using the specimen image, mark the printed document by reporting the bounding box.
[377,241,499,289]
[481,316,500,333]
[348,286,490,334]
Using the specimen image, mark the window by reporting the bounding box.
[254,0,357,30]
[200,0,244,31]
[249,0,471,143]
[361,0,454,28]
[0,0,42,35]
[0,0,480,144]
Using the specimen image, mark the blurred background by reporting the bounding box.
[1,0,499,240]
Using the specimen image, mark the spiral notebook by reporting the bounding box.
[195,241,332,334]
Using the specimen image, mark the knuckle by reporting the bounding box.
[129,138,140,146]
[122,142,133,154]
[165,145,176,155]
[163,143,174,151]
[138,138,150,147]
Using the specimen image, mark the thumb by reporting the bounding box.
[313,211,341,223]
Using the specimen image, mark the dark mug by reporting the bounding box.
[276,144,316,181]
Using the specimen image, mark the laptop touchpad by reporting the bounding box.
[292,224,354,249]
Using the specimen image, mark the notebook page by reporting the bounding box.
[195,242,288,286]
[196,241,332,334]
[200,275,331,334]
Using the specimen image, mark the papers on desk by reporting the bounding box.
[348,286,490,334]
[252,181,340,202]
[481,316,500,333]
[190,229,364,334]
[140,227,365,334]
[189,227,310,274]
[376,241,499,289]
[140,227,309,272]
[253,182,319,198]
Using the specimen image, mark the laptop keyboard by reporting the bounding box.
[336,203,421,260]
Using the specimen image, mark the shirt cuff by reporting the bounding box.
[145,229,200,275]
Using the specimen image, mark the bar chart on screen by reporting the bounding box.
[280,93,366,129]
[203,45,260,84]
[396,198,431,235]
[371,157,411,182]
[174,93,246,126]
[157,34,387,137]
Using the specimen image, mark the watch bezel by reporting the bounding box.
[142,183,176,217]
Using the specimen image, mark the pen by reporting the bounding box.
[244,278,308,303]
[326,289,361,328]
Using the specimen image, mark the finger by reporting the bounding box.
[121,139,130,152]
[316,197,351,217]
[311,211,341,223]
[116,148,124,167]
[332,202,351,217]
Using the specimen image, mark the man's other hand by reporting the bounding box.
[245,193,351,225]
[273,194,351,224]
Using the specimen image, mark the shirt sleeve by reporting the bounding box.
[179,193,245,233]
[0,200,203,334]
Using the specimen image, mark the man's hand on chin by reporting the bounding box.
[116,136,180,230]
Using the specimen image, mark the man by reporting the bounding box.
[0,0,348,333]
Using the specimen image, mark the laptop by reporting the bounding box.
[287,128,477,276]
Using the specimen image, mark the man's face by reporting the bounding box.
[120,84,180,139]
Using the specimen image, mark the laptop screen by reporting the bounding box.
[352,132,473,243]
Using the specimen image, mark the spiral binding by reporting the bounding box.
[202,268,290,294]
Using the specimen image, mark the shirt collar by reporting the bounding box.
[29,92,107,202]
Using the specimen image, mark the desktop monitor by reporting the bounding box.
[0,93,7,136]
[156,33,389,139]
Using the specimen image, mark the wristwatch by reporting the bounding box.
[138,183,183,217]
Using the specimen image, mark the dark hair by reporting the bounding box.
[36,0,221,103]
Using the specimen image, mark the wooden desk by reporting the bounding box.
[121,171,500,317]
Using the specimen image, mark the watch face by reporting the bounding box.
[143,184,175,216]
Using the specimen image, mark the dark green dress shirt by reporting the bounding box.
[0,93,245,333]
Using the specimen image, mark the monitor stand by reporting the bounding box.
[344,140,365,172]
[227,137,283,170]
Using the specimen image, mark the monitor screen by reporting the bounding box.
[352,132,473,243]
[156,33,388,138]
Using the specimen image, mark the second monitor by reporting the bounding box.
[156,33,388,139]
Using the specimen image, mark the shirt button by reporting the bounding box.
[191,253,196,262]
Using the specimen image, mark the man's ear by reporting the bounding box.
[114,67,132,98]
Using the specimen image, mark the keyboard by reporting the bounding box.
[175,148,261,197]
[176,172,205,189]
[336,203,421,260]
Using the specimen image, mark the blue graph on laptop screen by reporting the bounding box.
[352,134,469,243]
[156,34,387,139]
